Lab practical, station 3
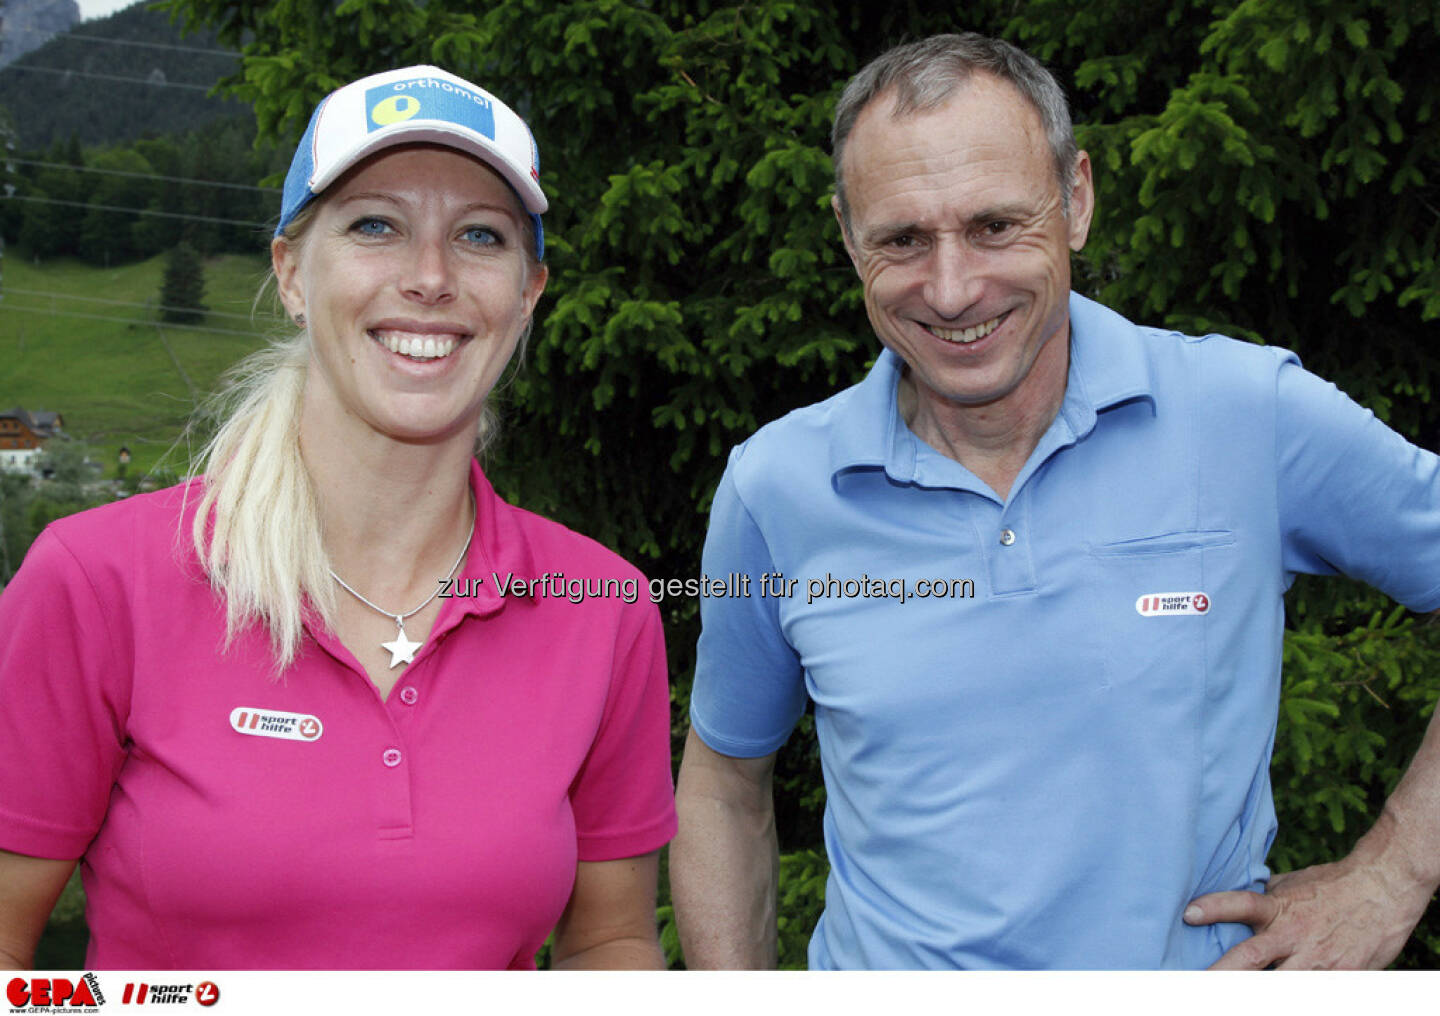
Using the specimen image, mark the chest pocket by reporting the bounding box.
[1083,529,1235,702]
[1090,529,1236,557]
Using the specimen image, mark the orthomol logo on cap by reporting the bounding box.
[365,76,495,139]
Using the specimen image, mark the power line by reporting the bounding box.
[7,195,270,230]
[10,159,282,195]
[4,64,218,92]
[2,302,281,339]
[6,287,285,325]
[3,25,237,58]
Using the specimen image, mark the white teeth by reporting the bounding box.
[373,331,460,360]
[930,314,1004,344]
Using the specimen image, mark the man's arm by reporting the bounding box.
[1187,702,1440,968]
[671,728,780,969]
[0,849,75,969]
[1187,354,1440,967]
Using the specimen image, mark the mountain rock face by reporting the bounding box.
[0,0,81,69]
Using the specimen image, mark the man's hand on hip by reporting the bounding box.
[1185,838,1432,968]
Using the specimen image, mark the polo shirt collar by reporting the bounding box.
[829,291,1155,484]
[825,347,912,478]
[305,459,538,668]
[1060,291,1155,433]
[437,459,540,625]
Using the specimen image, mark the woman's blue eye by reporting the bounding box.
[351,217,392,236]
[463,226,501,246]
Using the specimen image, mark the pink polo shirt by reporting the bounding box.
[0,462,676,969]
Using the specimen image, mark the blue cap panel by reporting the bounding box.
[277,97,328,237]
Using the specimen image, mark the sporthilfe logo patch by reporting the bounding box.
[1135,591,1211,616]
[229,707,323,741]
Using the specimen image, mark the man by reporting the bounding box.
[671,33,1440,969]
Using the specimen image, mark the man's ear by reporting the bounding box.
[271,235,305,320]
[832,194,860,273]
[1067,150,1096,252]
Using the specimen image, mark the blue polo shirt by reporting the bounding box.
[690,292,1440,969]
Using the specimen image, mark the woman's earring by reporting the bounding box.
[294,313,307,327]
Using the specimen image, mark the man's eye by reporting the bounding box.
[984,221,1012,236]
[887,234,917,249]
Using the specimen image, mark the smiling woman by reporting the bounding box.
[0,66,676,971]
[276,147,546,455]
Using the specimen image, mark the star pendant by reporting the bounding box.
[381,627,423,668]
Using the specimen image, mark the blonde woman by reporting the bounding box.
[0,66,675,970]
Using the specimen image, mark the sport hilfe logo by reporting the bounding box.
[6,975,101,1008]
[120,982,219,1006]
[229,707,323,742]
[1135,591,1211,616]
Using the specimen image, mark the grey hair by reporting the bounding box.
[831,33,1080,231]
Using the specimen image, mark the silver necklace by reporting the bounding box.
[329,499,475,669]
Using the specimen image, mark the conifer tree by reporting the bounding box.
[159,241,206,323]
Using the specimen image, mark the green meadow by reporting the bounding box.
[1,253,280,478]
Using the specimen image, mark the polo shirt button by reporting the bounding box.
[999,528,1016,546]
[382,748,403,767]
[399,686,419,706]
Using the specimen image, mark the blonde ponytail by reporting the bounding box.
[188,334,335,670]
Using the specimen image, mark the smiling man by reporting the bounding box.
[671,33,1440,969]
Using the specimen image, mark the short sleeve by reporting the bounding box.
[1277,357,1440,610]
[0,526,132,859]
[569,600,677,862]
[689,449,807,757]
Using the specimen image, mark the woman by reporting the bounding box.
[0,66,675,969]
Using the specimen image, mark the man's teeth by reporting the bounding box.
[374,332,460,359]
[930,315,1003,344]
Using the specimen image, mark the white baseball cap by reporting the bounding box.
[276,65,547,257]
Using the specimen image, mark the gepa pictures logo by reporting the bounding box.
[6,974,102,1009]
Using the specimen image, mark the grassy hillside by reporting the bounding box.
[1,252,281,478]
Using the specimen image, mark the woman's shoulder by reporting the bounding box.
[4,480,205,623]
[38,481,202,559]
[20,483,204,599]
[472,462,651,585]
[496,500,650,585]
